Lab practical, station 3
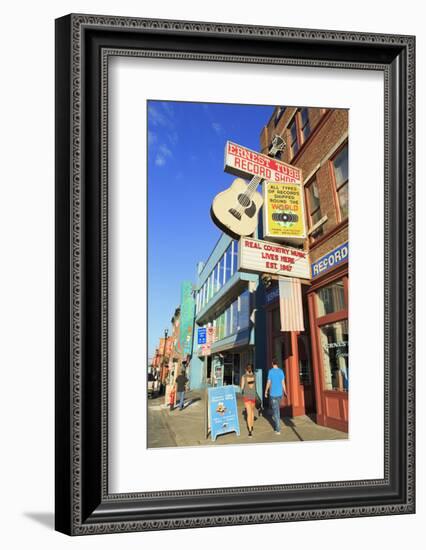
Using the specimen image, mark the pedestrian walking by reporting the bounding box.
[240,364,256,437]
[174,369,188,411]
[264,358,287,435]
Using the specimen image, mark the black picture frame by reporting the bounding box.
[55,14,415,535]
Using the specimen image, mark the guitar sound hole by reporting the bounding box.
[229,208,242,220]
[237,194,251,207]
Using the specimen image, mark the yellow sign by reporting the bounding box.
[263,182,307,244]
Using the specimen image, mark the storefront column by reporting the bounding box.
[287,331,304,417]
[308,292,325,425]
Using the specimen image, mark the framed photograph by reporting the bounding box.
[55,14,415,535]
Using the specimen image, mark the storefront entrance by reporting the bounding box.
[211,350,253,389]
[308,268,349,432]
[223,353,240,385]
[267,291,315,417]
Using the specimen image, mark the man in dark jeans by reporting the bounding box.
[175,369,188,411]
[264,358,287,434]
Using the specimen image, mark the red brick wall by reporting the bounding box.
[260,107,348,254]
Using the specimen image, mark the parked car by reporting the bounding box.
[147,372,160,398]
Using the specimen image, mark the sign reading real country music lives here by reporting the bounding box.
[224,141,302,184]
[238,237,311,280]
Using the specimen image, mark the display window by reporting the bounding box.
[314,275,348,393]
[320,320,349,391]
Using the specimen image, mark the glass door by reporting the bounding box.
[223,353,233,385]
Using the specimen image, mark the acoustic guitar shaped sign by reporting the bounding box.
[211,136,286,239]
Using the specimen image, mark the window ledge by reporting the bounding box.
[308,215,328,236]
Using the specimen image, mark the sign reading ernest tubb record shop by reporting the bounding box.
[224,141,302,184]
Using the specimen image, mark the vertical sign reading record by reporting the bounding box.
[208,386,240,441]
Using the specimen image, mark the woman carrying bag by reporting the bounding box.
[240,364,257,437]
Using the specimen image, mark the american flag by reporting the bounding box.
[279,277,305,332]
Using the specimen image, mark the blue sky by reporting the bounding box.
[147,100,274,358]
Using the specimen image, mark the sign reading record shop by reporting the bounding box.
[311,242,349,279]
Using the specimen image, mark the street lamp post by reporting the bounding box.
[163,328,169,379]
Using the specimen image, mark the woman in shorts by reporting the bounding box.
[240,364,256,437]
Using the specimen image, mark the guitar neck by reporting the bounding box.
[246,144,281,193]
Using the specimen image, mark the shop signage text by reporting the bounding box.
[224,141,301,183]
[263,181,306,243]
[311,242,349,278]
[208,386,240,441]
[239,237,311,280]
[200,326,216,356]
[197,328,207,345]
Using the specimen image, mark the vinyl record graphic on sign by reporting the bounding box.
[271,211,299,225]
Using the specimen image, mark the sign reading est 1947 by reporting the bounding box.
[224,141,302,183]
[208,386,240,441]
[239,237,311,280]
[311,242,349,278]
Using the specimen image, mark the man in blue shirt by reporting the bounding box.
[265,358,287,435]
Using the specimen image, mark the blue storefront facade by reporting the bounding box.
[189,233,266,396]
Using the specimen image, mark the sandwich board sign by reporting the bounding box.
[207,386,240,441]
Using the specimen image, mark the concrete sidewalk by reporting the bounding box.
[148,389,347,448]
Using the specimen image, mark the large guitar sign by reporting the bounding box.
[211,136,286,239]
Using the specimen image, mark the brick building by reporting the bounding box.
[260,106,349,432]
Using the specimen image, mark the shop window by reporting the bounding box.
[223,354,233,385]
[225,306,231,336]
[212,265,218,296]
[207,273,212,301]
[232,240,238,274]
[206,277,210,305]
[289,108,311,159]
[316,280,345,317]
[206,356,212,380]
[233,354,241,385]
[305,178,323,238]
[231,300,238,334]
[300,107,311,142]
[332,145,349,221]
[218,254,225,290]
[289,118,299,157]
[320,320,349,391]
[202,284,206,308]
[214,263,219,292]
[238,289,250,330]
[224,244,232,284]
[298,333,312,385]
[274,106,285,126]
[215,312,223,340]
